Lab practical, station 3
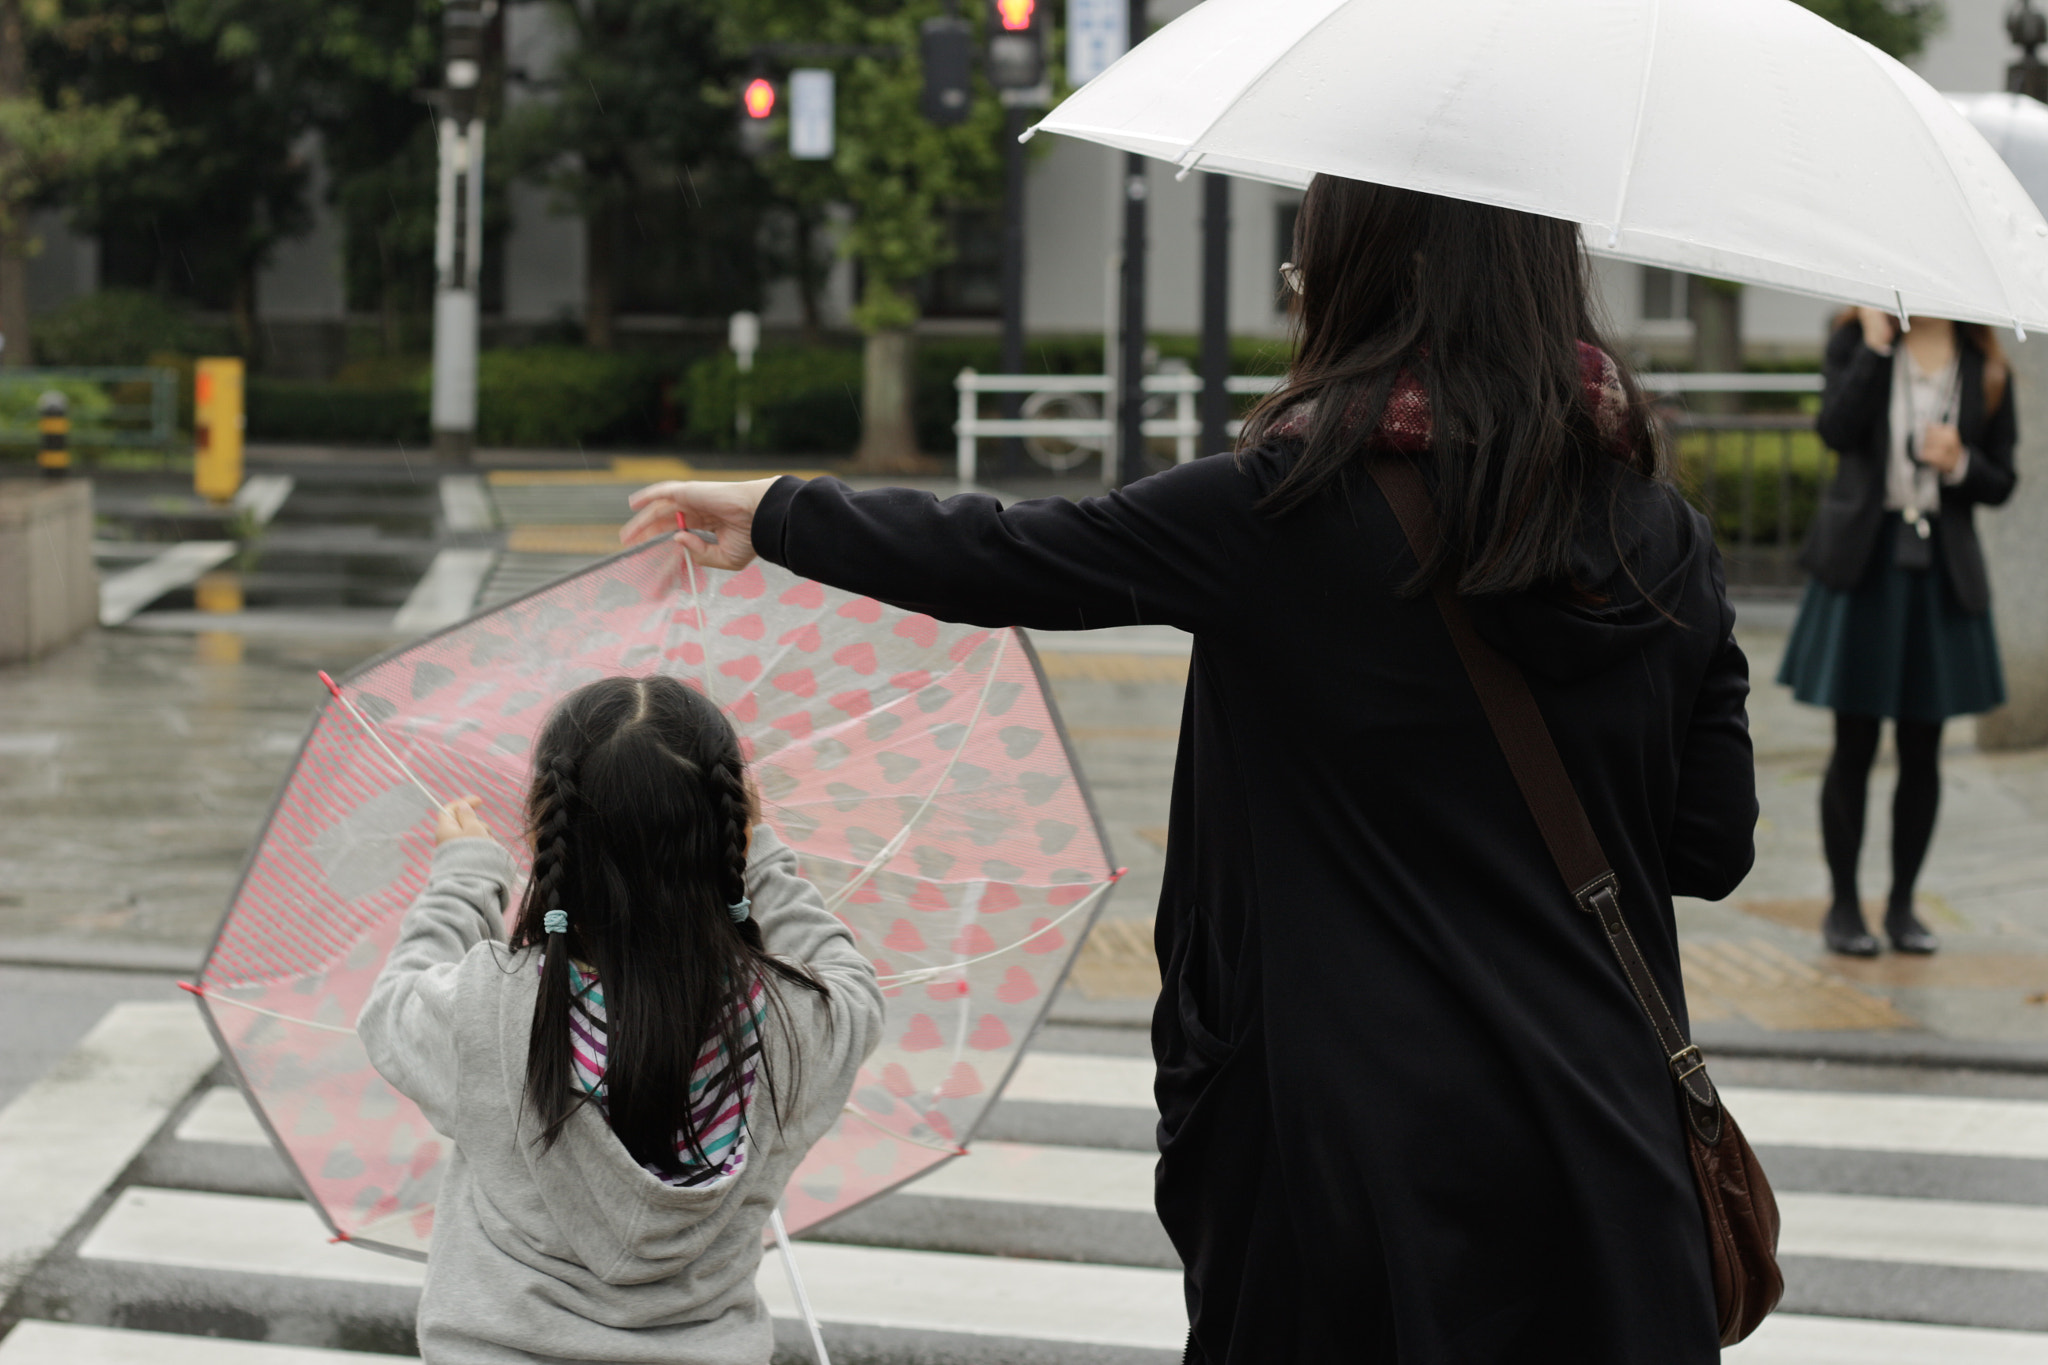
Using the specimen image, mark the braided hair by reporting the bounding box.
[509,676,826,1169]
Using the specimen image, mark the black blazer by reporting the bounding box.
[1801,319,2017,614]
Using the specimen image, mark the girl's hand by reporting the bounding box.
[620,477,779,571]
[1920,423,1964,474]
[1857,307,1898,353]
[435,795,493,846]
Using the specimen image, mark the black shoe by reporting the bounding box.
[1886,901,1940,955]
[1822,903,1881,957]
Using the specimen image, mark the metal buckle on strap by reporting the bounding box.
[1668,1044,1707,1083]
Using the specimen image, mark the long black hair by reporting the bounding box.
[1240,175,1663,596]
[511,675,827,1173]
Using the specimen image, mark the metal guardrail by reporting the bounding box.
[953,369,1823,483]
[953,369,1283,483]
[0,367,180,450]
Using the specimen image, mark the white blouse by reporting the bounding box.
[1883,342,1968,515]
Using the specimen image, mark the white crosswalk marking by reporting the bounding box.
[79,1188,424,1288]
[1725,1086,2048,1161]
[1726,1312,2048,1363]
[0,1321,413,1365]
[755,1242,1185,1349]
[910,1141,1157,1212]
[1776,1192,2048,1273]
[20,1041,2048,1362]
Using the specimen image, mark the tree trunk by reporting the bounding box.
[794,211,822,346]
[851,328,921,471]
[585,205,615,351]
[1688,276,1743,415]
[0,0,29,366]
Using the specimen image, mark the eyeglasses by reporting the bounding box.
[1278,261,1303,295]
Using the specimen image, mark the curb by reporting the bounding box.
[1696,1022,2048,1075]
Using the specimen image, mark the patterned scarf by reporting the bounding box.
[1266,341,1632,454]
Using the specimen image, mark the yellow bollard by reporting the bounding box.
[194,357,245,504]
[35,390,69,477]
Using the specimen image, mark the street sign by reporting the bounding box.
[920,16,973,126]
[1068,0,1127,86]
[987,0,1045,89]
[789,68,834,160]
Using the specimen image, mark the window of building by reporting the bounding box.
[1641,266,1688,321]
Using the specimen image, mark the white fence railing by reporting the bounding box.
[952,368,1821,484]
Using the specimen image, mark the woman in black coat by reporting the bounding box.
[624,178,1757,1362]
[1779,309,2016,957]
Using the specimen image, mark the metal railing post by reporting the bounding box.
[957,368,977,486]
[1176,383,1195,464]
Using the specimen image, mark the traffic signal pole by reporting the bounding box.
[430,0,486,465]
[999,103,1030,477]
[1199,172,1231,460]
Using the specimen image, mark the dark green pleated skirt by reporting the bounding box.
[1778,518,2006,721]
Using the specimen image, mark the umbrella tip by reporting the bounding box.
[1111,866,1129,882]
[1019,125,1037,144]
[176,981,201,997]
[317,670,341,698]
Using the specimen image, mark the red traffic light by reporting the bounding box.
[743,78,776,119]
[995,0,1035,32]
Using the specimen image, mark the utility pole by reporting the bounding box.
[1199,173,1231,460]
[430,0,489,464]
[2012,0,2048,100]
[989,2,1049,477]
[1114,0,1148,487]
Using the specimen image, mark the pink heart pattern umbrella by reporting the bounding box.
[187,538,1119,1258]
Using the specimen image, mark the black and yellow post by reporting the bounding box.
[35,391,69,478]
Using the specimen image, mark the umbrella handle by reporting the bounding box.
[771,1207,832,1365]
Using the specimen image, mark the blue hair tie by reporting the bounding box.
[728,898,751,924]
[543,909,568,935]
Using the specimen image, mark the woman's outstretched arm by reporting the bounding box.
[623,460,1271,634]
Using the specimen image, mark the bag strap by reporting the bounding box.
[1367,458,1722,1132]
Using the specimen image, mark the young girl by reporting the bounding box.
[358,675,883,1364]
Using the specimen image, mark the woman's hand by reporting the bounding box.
[1920,422,1964,475]
[1857,307,1898,353]
[435,795,493,846]
[621,477,779,571]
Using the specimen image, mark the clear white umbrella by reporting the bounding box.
[1030,0,2048,334]
[1950,91,2048,218]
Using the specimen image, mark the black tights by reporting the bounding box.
[1820,712,1943,929]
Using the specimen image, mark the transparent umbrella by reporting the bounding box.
[186,538,1119,1259]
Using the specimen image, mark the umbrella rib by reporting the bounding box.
[1604,0,1662,248]
[838,1100,968,1155]
[1168,0,1356,175]
[192,985,361,1036]
[822,631,1012,913]
[873,877,1119,984]
[1850,37,2019,329]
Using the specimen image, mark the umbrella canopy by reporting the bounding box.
[1032,0,2048,331]
[1951,91,2048,218]
[190,540,1117,1258]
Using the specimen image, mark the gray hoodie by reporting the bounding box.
[358,828,883,1364]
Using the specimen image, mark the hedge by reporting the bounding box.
[1672,427,1831,548]
[249,379,429,445]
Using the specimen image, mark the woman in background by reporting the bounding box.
[1780,307,2015,957]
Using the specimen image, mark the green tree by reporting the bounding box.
[38,0,430,355]
[726,0,1005,470]
[1794,1,1945,59]
[0,0,154,364]
[500,0,756,351]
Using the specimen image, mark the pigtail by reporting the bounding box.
[522,753,585,1150]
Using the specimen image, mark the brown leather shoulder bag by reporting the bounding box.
[1369,457,1783,1345]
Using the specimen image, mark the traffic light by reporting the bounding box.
[739,75,777,156]
[920,15,973,126]
[987,0,1045,90]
